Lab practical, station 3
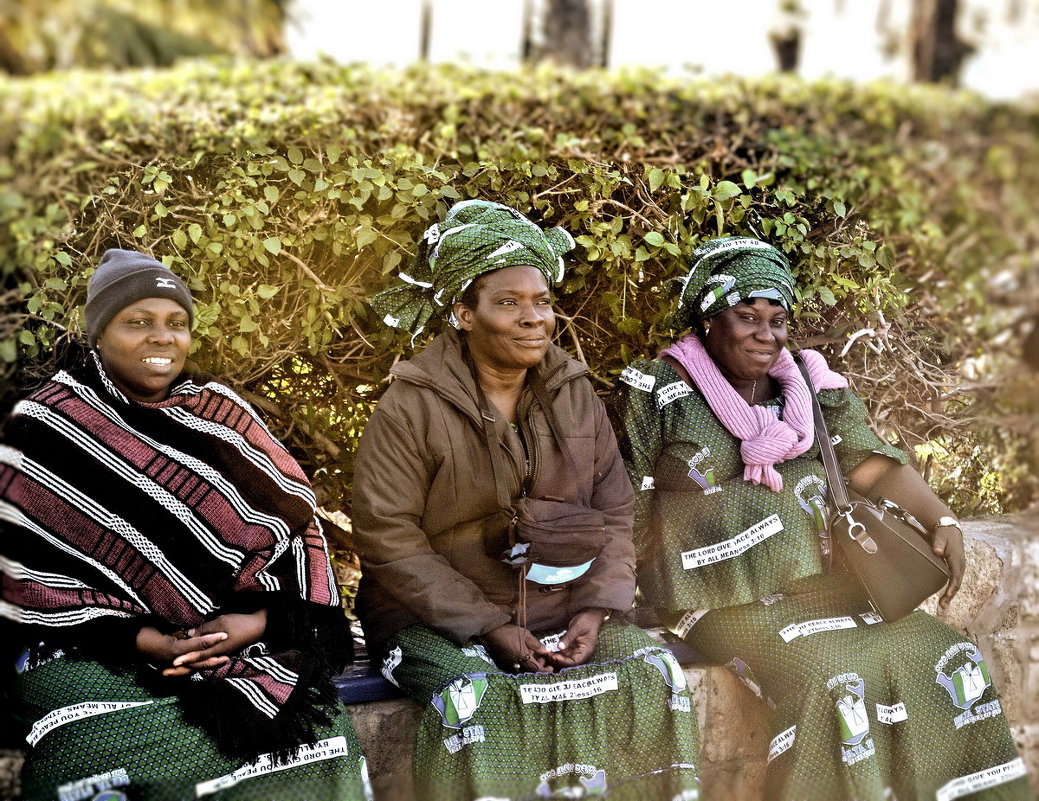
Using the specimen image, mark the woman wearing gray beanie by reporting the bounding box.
[1,249,371,800]
[83,248,195,401]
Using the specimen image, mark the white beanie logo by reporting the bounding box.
[155,277,177,289]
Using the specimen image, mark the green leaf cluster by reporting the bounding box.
[2,59,1037,516]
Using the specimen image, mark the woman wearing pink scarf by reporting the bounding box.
[608,236,1030,801]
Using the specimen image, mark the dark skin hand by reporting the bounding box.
[135,626,230,677]
[848,456,965,607]
[549,608,608,668]
[135,609,269,677]
[479,608,609,673]
[480,623,558,673]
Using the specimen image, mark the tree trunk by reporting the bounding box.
[771,29,801,73]
[910,0,973,83]
[0,24,27,75]
[539,0,593,68]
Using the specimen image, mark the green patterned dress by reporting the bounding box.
[610,357,1032,801]
[382,622,701,801]
[14,652,370,801]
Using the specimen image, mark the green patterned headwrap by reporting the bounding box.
[671,236,796,330]
[370,199,575,338]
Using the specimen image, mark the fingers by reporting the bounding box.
[171,649,229,669]
[551,609,604,667]
[552,633,595,667]
[522,653,555,673]
[550,645,591,668]
[171,632,229,667]
[160,655,230,677]
[940,551,965,607]
[933,529,966,608]
[169,654,231,672]
[520,632,555,672]
[187,611,268,652]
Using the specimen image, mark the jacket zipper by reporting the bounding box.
[520,393,539,499]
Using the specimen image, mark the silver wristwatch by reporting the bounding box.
[934,515,962,532]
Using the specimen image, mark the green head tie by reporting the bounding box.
[370,199,575,339]
[672,236,796,330]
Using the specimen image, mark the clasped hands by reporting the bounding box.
[135,609,268,677]
[478,608,608,674]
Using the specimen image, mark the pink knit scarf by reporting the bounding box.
[660,333,849,492]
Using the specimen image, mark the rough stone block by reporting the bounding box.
[347,699,422,801]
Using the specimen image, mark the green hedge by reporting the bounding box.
[2,58,1037,518]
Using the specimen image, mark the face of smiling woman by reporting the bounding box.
[95,297,191,403]
[703,298,788,386]
[454,265,555,374]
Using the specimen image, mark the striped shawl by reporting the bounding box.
[0,352,350,759]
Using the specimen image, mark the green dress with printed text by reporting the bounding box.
[610,357,1033,801]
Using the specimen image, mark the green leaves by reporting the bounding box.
[712,181,742,201]
[5,58,1037,513]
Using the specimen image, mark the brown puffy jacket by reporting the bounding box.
[352,329,636,653]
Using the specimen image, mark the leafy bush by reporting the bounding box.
[2,58,1037,522]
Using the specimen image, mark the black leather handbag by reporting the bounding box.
[796,355,951,622]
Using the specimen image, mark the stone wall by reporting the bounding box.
[2,517,1037,800]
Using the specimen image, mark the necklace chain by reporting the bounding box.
[751,379,757,402]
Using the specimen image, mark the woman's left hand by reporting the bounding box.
[550,608,608,668]
[932,525,966,608]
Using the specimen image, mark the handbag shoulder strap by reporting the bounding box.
[465,351,521,513]
[468,358,583,510]
[659,353,693,388]
[526,367,583,501]
[793,352,850,511]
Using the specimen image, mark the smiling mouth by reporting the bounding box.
[142,357,173,366]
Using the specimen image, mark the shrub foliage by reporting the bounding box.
[2,59,1038,519]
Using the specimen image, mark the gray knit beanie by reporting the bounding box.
[84,249,194,346]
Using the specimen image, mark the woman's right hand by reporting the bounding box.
[478,623,556,674]
[134,625,231,677]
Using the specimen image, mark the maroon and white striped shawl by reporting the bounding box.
[0,352,348,757]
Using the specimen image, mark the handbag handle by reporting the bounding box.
[793,353,877,556]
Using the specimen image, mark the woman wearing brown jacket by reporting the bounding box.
[352,200,701,801]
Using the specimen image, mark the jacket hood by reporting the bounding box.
[389,328,588,420]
